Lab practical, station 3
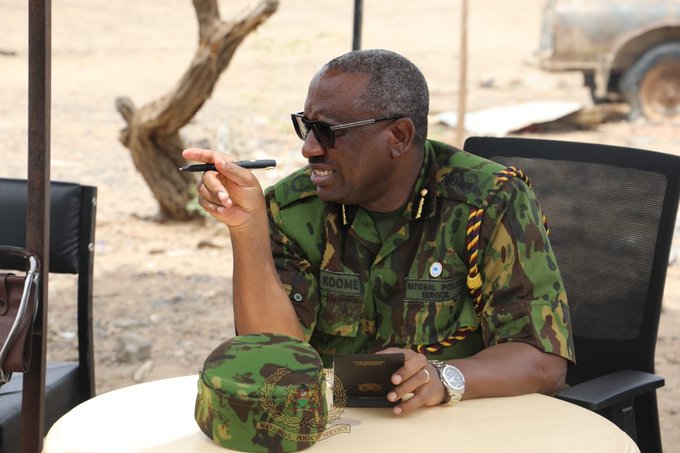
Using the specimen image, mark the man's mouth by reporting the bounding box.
[310,168,336,186]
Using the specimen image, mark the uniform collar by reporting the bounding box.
[339,140,438,227]
[406,140,438,221]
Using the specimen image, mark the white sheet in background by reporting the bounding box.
[436,101,583,136]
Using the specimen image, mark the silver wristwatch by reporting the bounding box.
[429,360,465,406]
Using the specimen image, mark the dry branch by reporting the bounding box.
[116,0,279,220]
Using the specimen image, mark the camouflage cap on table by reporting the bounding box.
[195,332,328,452]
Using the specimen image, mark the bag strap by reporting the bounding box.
[0,274,11,316]
[416,167,548,355]
[0,246,41,385]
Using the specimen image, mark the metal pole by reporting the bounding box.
[22,0,51,451]
[455,0,468,147]
[352,0,363,50]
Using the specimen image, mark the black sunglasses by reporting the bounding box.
[291,112,402,149]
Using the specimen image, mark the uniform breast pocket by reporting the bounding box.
[402,276,466,345]
[317,270,364,338]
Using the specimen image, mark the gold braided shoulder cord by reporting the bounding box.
[415,167,548,355]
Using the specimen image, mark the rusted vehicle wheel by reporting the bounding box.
[620,42,680,121]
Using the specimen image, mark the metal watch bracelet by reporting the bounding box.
[429,360,465,406]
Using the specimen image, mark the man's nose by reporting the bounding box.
[301,132,325,159]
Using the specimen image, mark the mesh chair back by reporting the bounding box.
[464,136,680,453]
[463,137,680,380]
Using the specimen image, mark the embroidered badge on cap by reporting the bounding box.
[429,262,443,278]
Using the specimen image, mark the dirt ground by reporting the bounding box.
[2,0,679,449]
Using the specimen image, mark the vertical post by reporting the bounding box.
[352,0,363,51]
[22,0,51,452]
[455,0,468,147]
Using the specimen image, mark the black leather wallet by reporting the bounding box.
[332,353,405,407]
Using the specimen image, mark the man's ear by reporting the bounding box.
[388,117,416,158]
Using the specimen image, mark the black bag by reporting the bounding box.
[0,246,40,386]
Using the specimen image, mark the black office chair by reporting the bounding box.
[464,136,680,453]
[0,178,97,453]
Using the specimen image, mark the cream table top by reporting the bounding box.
[43,374,639,453]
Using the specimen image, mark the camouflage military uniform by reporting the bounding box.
[265,140,575,367]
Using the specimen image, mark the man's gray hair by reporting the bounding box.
[323,49,429,146]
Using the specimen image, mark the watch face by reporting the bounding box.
[443,366,465,391]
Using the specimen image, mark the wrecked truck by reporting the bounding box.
[536,0,680,120]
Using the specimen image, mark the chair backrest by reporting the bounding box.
[464,136,680,452]
[463,137,680,379]
[0,177,97,397]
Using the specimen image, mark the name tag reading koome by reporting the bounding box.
[332,353,405,407]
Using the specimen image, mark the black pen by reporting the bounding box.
[179,159,277,172]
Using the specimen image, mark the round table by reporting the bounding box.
[44,375,639,453]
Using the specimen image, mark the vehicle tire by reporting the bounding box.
[620,42,680,121]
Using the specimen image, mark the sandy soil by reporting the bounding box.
[1,0,679,449]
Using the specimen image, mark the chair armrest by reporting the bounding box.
[556,369,664,411]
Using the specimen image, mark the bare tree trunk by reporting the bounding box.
[116,0,279,220]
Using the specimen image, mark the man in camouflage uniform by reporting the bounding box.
[183,49,575,416]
